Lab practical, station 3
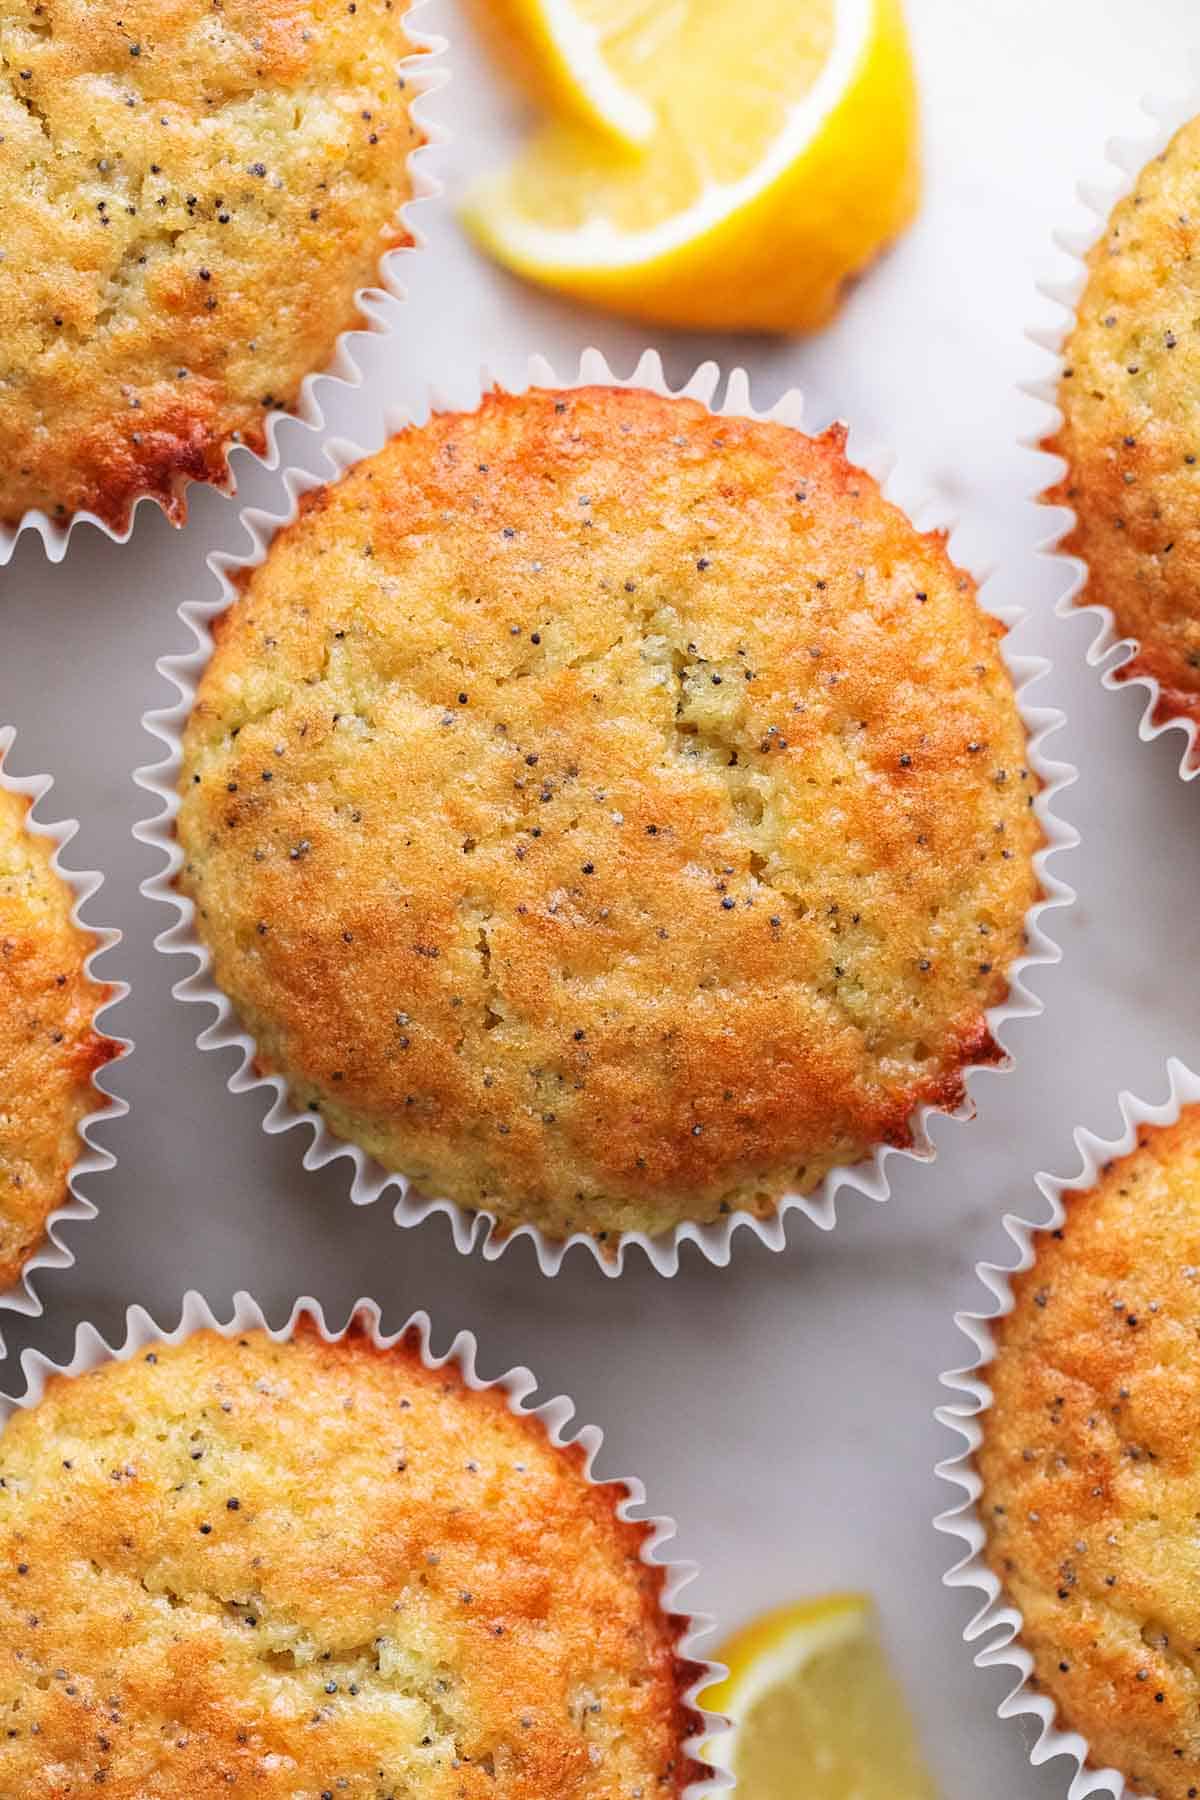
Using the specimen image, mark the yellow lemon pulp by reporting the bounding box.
[470,0,661,147]
[706,1592,941,1799]
[462,0,920,333]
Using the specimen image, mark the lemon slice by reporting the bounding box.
[706,1592,940,1798]
[462,0,920,334]
[474,0,658,148]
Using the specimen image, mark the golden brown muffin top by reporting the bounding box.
[1046,114,1200,745]
[0,0,421,531]
[0,1321,703,1798]
[0,783,116,1287]
[177,385,1042,1244]
[979,1107,1200,1799]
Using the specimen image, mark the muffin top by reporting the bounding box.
[1046,114,1200,742]
[0,1321,701,1798]
[177,384,1042,1244]
[0,0,421,531]
[979,1107,1200,1799]
[0,783,116,1287]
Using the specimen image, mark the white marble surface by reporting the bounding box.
[2,2,1199,1792]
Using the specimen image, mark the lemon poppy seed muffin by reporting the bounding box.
[978,1108,1200,1798]
[0,0,422,532]
[1046,114,1200,744]
[0,1319,704,1797]
[177,384,1042,1244]
[0,782,117,1286]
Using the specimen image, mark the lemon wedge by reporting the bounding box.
[462,0,920,334]
[706,1592,940,1798]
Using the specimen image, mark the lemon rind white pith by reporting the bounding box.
[537,0,657,145]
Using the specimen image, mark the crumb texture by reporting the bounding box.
[0,783,114,1286]
[1047,113,1200,737]
[177,385,1041,1242]
[0,0,420,529]
[980,1108,1200,1799]
[0,1324,699,1797]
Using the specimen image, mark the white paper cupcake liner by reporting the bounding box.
[134,346,1078,1277]
[935,1057,1200,1800]
[0,3,447,567]
[0,1285,729,1798]
[1031,79,1200,779]
[0,726,129,1334]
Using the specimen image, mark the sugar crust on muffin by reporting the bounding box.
[979,1108,1200,1799]
[0,1320,703,1797]
[0,783,116,1287]
[0,0,422,531]
[177,384,1043,1243]
[1045,114,1200,745]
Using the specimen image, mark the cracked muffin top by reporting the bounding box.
[0,1319,703,1798]
[1045,114,1200,750]
[978,1108,1200,1800]
[0,0,422,532]
[0,781,117,1288]
[176,383,1042,1245]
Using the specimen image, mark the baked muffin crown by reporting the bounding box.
[0,1319,703,1797]
[0,784,117,1286]
[1046,113,1200,745]
[0,0,423,531]
[979,1108,1200,1799]
[177,383,1042,1243]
